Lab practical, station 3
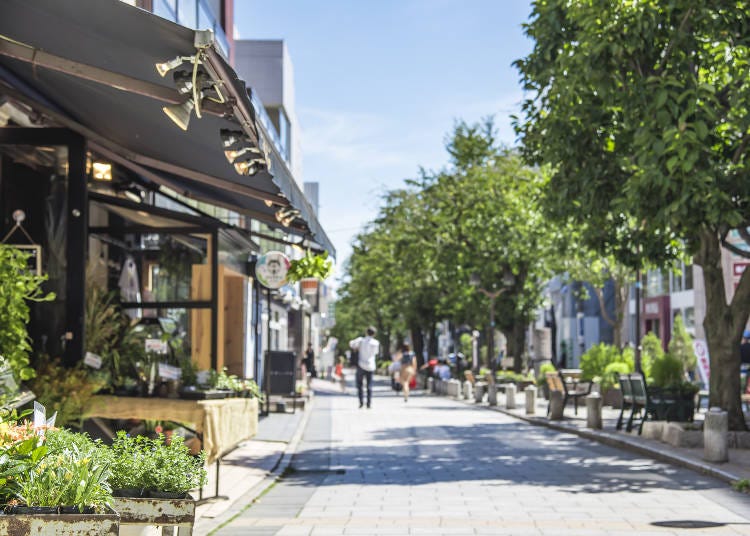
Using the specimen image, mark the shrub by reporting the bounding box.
[651,352,684,388]
[580,343,624,382]
[668,314,696,373]
[602,361,632,392]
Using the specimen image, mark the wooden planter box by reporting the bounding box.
[112,495,194,534]
[0,507,119,535]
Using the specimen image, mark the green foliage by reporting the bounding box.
[0,414,48,503]
[641,332,663,379]
[0,245,55,382]
[108,431,206,494]
[733,479,750,494]
[286,250,333,283]
[495,370,528,384]
[536,362,556,387]
[669,314,696,372]
[651,352,685,389]
[579,343,631,383]
[602,362,632,392]
[29,355,107,428]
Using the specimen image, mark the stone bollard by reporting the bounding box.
[704,407,729,463]
[488,383,498,406]
[447,379,460,398]
[525,385,537,415]
[549,390,564,420]
[463,381,473,400]
[427,377,434,394]
[453,380,464,400]
[474,382,487,403]
[505,383,517,410]
[586,392,603,429]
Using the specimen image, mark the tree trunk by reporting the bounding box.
[510,322,526,373]
[427,321,438,357]
[696,229,750,431]
[410,325,424,367]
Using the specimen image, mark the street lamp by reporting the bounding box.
[471,271,516,382]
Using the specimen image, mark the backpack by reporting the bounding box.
[400,351,414,367]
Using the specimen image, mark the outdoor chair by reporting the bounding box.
[546,370,592,416]
[627,372,659,434]
[615,373,634,431]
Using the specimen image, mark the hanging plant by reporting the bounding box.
[285,250,333,283]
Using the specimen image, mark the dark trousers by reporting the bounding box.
[356,367,373,407]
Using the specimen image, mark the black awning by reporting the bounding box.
[0,0,334,256]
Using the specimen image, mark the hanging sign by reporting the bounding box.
[255,251,290,290]
[145,338,169,354]
[693,339,710,386]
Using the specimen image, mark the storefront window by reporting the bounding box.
[685,263,693,290]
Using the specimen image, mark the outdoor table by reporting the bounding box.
[85,395,259,464]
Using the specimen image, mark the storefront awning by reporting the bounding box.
[0,0,334,256]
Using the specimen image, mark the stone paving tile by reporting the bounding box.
[213,376,750,536]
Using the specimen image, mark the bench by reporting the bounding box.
[545,369,592,416]
[616,372,656,434]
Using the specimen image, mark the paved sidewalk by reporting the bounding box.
[210,376,750,535]
[457,385,750,484]
[194,399,311,534]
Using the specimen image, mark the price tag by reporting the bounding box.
[145,339,169,354]
[158,363,182,380]
[33,401,46,431]
[84,352,103,369]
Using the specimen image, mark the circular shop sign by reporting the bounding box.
[255,251,290,289]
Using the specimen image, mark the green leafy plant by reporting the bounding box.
[668,314,696,374]
[0,412,48,503]
[580,343,632,383]
[29,355,107,428]
[108,431,206,495]
[651,352,685,389]
[285,250,333,283]
[733,479,750,494]
[0,245,55,382]
[602,361,632,393]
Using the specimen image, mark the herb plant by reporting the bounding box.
[285,250,333,283]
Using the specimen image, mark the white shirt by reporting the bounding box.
[350,335,379,372]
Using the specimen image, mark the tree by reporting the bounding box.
[515,0,750,429]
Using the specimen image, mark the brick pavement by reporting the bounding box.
[210,376,750,536]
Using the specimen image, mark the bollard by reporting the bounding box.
[453,379,464,400]
[549,390,564,420]
[463,381,473,400]
[525,385,537,415]
[704,407,729,463]
[474,381,487,403]
[488,383,498,406]
[427,377,434,394]
[447,379,460,398]
[505,383,517,410]
[586,392,603,429]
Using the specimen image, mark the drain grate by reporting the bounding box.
[651,520,726,529]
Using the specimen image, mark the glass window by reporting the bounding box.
[177,0,197,28]
[197,0,215,30]
[672,270,683,292]
[153,0,177,21]
[684,307,695,329]
[685,263,693,290]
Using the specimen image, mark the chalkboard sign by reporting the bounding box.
[267,351,296,395]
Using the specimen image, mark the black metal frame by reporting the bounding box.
[0,127,87,366]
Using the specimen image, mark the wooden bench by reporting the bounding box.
[545,369,592,416]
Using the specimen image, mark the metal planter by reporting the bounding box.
[0,507,119,535]
[111,495,195,534]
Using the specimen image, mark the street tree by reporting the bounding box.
[515,0,750,429]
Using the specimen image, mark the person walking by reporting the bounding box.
[303,343,317,387]
[398,343,417,402]
[349,326,379,408]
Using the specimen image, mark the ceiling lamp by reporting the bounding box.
[155,55,195,77]
[162,99,195,131]
[220,129,249,149]
[91,161,112,181]
[275,207,300,227]
[224,146,261,164]
[233,156,265,176]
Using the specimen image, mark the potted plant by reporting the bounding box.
[0,424,119,534]
[285,250,333,295]
[108,431,206,534]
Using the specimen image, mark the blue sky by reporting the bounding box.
[234,1,534,275]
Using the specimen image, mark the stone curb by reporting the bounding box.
[449,393,743,485]
[203,392,316,535]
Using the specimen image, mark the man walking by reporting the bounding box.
[349,326,379,408]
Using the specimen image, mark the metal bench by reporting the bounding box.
[546,369,592,416]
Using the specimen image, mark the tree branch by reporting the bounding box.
[656,7,693,74]
[594,286,616,328]
[733,132,750,164]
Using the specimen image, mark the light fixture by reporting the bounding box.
[155,55,194,77]
[233,156,265,176]
[220,129,249,149]
[173,70,210,95]
[162,99,195,131]
[91,161,112,181]
[123,189,142,203]
[264,199,274,208]
[224,146,261,164]
[275,207,300,227]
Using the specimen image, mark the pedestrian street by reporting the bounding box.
[213,376,750,536]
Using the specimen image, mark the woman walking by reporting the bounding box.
[398,343,417,402]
